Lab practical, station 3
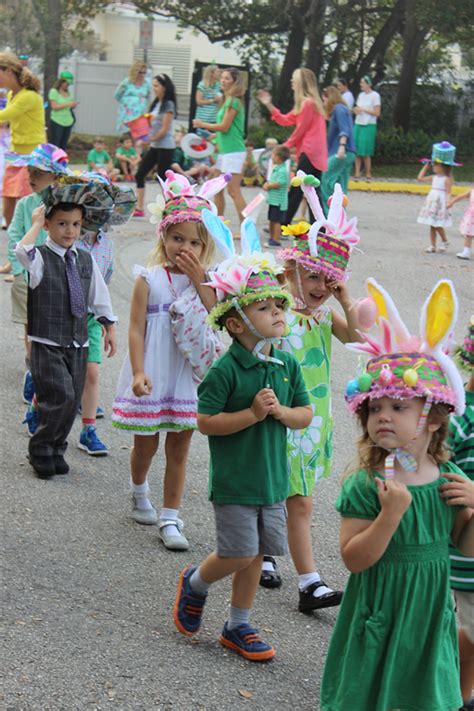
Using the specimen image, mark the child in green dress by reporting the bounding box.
[260,178,360,614]
[320,278,474,711]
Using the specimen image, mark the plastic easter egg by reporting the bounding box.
[403,369,419,387]
[379,364,394,386]
[357,297,377,330]
[358,373,373,392]
[291,176,302,187]
[327,194,349,208]
[346,379,360,397]
[169,181,181,194]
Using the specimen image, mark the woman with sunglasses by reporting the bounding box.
[114,61,151,138]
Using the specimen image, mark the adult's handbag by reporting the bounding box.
[170,284,225,383]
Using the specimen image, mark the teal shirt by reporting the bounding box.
[8,192,48,277]
[198,340,310,505]
[267,162,289,211]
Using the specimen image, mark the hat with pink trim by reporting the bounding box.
[277,178,360,282]
[147,169,231,236]
[344,278,465,416]
[6,143,69,174]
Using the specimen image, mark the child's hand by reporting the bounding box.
[132,372,153,397]
[327,279,350,306]
[251,388,276,421]
[31,204,46,227]
[193,119,204,129]
[262,182,269,191]
[439,472,474,508]
[103,323,117,358]
[174,250,205,285]
[375,478,412,520]
[446,198,455,209]
[267,392,284,420]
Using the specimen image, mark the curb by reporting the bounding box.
[348,180,467,196]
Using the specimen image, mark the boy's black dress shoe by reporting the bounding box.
[28,455,55,479]
[52,454,70,475]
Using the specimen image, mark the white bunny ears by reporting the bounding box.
[345,278,465,415]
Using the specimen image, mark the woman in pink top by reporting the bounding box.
[257,68,327,223]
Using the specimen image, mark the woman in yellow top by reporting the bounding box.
[0,53,45,229]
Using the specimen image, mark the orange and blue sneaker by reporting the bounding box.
[219,622,275,662]
[173,565,207,636]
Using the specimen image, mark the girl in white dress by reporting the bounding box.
[417,160,453,253]
[112,170,228,550]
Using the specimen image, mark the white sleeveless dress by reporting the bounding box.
[417,174,452,227]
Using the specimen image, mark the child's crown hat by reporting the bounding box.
[6,143,69,174]
[43,178,115,232]
[345,278,465,416]
[278,177,360,282]
[453,315,474,373]
[147,169,231,235]
[201,208,292,330]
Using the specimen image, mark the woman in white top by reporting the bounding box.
[352,76,381,180]
[335,78,354,110]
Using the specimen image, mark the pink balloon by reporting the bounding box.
[357,297,377,330]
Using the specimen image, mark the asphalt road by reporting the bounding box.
[1,186,472,710]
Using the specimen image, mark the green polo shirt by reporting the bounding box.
[198,340,310,505]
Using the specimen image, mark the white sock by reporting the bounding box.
[227,606,251,631]
[159,507,180,537]
[189,567,210,596]
[131,481,153,511]
[298,572,334,597]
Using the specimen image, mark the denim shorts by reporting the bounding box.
[213,501,288,558]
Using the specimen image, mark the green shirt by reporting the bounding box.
[114,145,138,168]
[198,340,310,505]
[87,148,111,170]
[8,192,48,277]
[216,97,245,155]
[267,162,289,210]
[48,88,74,127]
[448,389,474,592]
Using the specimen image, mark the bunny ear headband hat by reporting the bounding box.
[201,209,293,365]
[345,278,465,477]
[278,175,360,309]
[147,169,231,235]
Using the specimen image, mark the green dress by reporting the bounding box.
[320,462,464,711]
[281,306,333,496]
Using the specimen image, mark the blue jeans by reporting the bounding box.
[48,121,73,151]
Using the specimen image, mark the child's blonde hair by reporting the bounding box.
[344,399,450,479]
[148,222,216,268]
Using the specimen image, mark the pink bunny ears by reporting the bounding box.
[149,170,232,234]
[345,278,465,416]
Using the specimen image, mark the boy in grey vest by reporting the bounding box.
[15,182,117,479]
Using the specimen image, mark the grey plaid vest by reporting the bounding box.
[27,245,93,346]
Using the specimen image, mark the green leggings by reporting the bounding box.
[320,152,355,214]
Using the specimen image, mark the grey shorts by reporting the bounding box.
[213,501,288,558]
[11,273,28,325]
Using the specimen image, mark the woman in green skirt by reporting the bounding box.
[353,76,381,180]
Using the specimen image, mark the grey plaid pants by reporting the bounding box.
[29,342,88,458]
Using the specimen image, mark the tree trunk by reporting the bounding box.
[43,0,62,100]
[277,4,308,111]
[348,0,406,87]
[393,2,427,132]
[305,0,328,83]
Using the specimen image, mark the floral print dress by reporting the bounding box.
[281,305,333,495]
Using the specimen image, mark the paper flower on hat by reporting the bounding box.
[205,263,254,302]
[344,278,465,416]
[147,194,165,224]
[281,221,311,237]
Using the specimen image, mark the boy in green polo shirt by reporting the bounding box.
[173,251,312,662]
[263,145,290,247]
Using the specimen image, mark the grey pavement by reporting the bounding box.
[1,186,472,710]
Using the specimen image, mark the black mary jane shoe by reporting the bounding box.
[298,581,343,613]
[259,555,282,589]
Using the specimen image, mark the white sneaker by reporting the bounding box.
[457,250,472,260]
[131,494,158,525]
[438,242,449,252]
[159,518,189,551]
[425,246,436,253]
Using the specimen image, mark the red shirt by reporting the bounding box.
[271,99,328,172]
